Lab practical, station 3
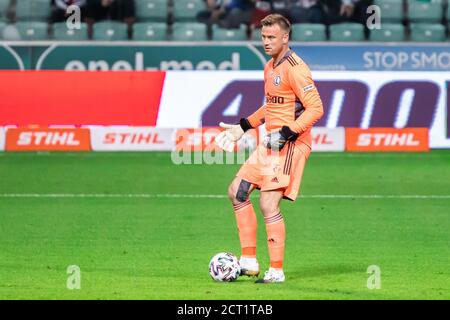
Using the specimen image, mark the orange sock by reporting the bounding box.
[265,212,285,269]
[233,200,257,257]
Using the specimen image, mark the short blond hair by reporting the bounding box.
[261,14,291,33]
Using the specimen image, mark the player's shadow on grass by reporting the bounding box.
[289,264,363,279]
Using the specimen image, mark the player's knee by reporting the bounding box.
[259,198,279,217]
[236,180,252,203]
[229,179,251,203]
[228,184,238,202]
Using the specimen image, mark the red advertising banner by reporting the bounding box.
[6,127,91,151]
[0,71,165,126]
[346,128,429,152]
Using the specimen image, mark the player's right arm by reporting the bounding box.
[223,101,266,135]
[215,65,268,151]
[246,105,266,129]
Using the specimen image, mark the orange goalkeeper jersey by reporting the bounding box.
[247,50,324,148]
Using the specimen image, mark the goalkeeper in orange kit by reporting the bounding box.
[215,14,324,283]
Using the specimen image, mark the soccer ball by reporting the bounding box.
[209,252,241,282]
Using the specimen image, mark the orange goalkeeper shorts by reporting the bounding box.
[236,140,311,201]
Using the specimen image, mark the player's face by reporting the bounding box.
[261,24,289,57]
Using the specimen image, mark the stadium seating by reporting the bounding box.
[447,2,450,21]
[53,22,89,41]
[410,23,446,42]
[407,0,443,23]
[0,22,5,37]
[92,21,128,41]
[1,24,20,40]
[329,23,365,41]
[133,22,167,41]
[369,23,406,42]
[15,0,51,21]
[135,0,168,22]
[250,27,262,41]
[0,0,9,21]
[13,22,49,40]
[1,0,448,43]
[291,23,327,42]
[373,0,404,23]
[212,24,248,41]
[171,22,207,41]
[449,23,450,41]
[172,0,206,22]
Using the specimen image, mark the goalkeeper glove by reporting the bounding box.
[215,118,252,152]
[265,126,299,151]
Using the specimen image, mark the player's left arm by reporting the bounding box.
[287,65,324,135]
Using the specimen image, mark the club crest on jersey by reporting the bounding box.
[273,75,281,86]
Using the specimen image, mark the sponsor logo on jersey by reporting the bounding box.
[266,94,285,104]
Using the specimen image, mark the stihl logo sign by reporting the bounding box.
[175,128,258,152]
[90,127,174,151]
[357,133,420,147]
[104,133,164,144]
[346,128,429,152]
[311,127,345,152]
[6,128,90,151]
[312,133,333,145]
[18,132,81,146]
[176,128,224,152]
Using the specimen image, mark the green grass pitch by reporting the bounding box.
[0,151,449,300]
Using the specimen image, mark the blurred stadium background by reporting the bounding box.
[0,0,449,300]
[0,0,449,41]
